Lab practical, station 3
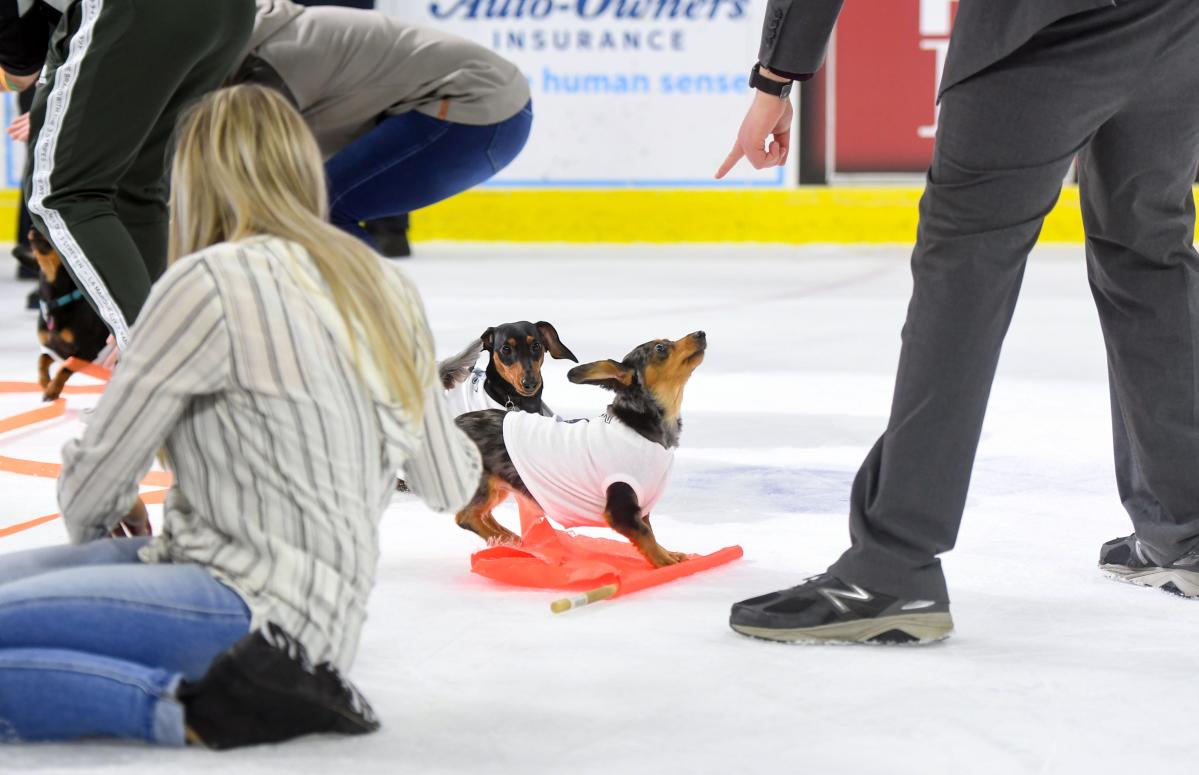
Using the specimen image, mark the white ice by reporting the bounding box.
[1,244,1196,774]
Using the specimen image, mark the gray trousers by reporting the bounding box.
[829,0,1199,602]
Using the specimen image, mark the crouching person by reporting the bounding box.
[0,85,481,748]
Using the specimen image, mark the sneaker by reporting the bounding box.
[1099,534,1199,598]
[729,573,954,644]
[178,623,380,750]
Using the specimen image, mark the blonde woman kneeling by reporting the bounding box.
[0,85,480,747]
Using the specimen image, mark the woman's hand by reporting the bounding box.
[7,112,30,143]
[96,335,120,370]
[111,498,153,538]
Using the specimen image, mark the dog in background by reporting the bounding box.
[31,230,108,401]
[454,331,707,568]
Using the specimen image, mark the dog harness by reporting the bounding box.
[502,411,675,529]
[39,288,84,332]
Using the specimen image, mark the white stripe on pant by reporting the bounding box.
[27,0,132,348]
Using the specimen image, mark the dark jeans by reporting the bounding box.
[327,102,533,246]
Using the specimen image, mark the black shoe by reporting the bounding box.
[364,216,412,258]
[1099,534,1199,598]
[178,623,380,750]
[729,573,954,644]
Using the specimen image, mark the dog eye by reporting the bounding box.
[530,342,541,352]
[501,345,512,355]
[654,344,668,355]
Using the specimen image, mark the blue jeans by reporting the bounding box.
[0,538,250,745]
[327,101,533,245]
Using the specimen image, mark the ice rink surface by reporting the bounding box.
[2,243,1196,774]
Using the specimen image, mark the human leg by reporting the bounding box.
[26,0,253,345]
[0,648,187,744]
[0,557,250,743]
[732,1,1168,640]
[0,535,148,587]
[326,103,532,242]
[0,558,251,678]
[1077,0,1199,571]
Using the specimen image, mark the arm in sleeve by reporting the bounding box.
[379,262,481,513]
[401,382,482,514]
[58,258,231,543]
[0,2,55,77]
[757,0,845,77]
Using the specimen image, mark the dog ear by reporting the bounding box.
[480,327,496,351]
[567,359,633,391]
[535,321,578,362]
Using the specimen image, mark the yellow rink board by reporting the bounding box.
[3,185,1193,244]
[413,187,1092,244]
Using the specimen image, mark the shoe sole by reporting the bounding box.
[1100,564,1199,598]
[730,612,954,645]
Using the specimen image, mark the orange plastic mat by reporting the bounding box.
[471,517,743,598]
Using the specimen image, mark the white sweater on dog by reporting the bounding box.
[444,366,507,416]
[502,411,675,529]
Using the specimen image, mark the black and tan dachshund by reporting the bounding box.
[454,331,707,568]
[31,230,108,401]
[396,320,578,494]
[438,320,578,416]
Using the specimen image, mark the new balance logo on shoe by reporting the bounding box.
[819,582,873,614]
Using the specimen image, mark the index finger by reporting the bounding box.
[715,144,745,179]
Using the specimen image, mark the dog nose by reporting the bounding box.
[522,377,537,390]
[694,331,707,344]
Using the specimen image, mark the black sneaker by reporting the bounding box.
[1099,534,1199,598]
[729,573,954,644]
[178,623,380,749]
[364,216,412,259]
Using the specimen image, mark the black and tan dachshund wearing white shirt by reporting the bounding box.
[454,331,707,568]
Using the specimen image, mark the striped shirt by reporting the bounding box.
[58,235,481,671]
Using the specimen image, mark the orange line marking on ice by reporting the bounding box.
[0,382,104,394]
[0,488,168,539]
[0,361,171,539]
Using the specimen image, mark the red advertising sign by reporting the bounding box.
[825,0,957,175]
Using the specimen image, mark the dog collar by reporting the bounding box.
[40,289,84,332]
[42,289,84,313]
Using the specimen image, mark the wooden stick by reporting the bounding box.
[550,583,619,614]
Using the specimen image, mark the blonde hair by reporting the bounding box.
[169,84,430,417]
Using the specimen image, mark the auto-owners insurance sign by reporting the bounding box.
[378,0,784,187]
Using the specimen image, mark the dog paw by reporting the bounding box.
[486,530,522,546]
[42,387,63,402]
[643,548,691,568]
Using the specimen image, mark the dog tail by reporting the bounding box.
[438,336,484,389]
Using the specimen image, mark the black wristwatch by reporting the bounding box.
[750,63,792,99]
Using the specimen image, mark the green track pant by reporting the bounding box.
[26,0,254,347]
